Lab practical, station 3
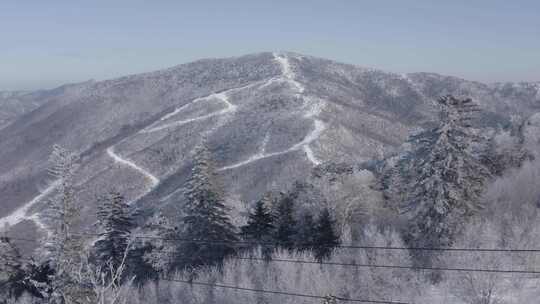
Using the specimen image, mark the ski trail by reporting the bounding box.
[107,147,159,187]
[273,53,305,95]
[141,92,237,134]
[2,79,277,230]
[141,81,265,134]
[107,80,270,203]
[0,180,60,232]
[218,119,325,171]
[219,53,326,170]
[275,52,325,165]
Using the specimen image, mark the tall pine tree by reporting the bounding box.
[313,208,340,262]
[182,144,238,269]
[240,193,275,258]
[384,96,491,266]
[42,144,84,304]
[94,190,132,280]
[294,212,317,252]
[273,193,297,250]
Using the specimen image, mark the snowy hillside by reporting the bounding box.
[0,52,538,238]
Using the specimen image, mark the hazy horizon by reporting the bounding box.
[2,0,539,90]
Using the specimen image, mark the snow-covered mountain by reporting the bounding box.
[0,91,48,130]
[0,52,538,238]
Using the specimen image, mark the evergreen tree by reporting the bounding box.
[273,193,297,250]
[240,193,275,257]
[19,259,55,300]
[313,208,340,262]
[294,212,317,252]
[94,190,132,280]
[182,144,238,269]
[0,236,24,300]
[126,241,157,285]
[383,96,491,266]
[42,144,85,304]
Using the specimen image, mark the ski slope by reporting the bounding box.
[0,180,60,231]
[1,55,327,229]
[219,53,326,170]
[141,80,265,134]
[107,147,159,187]
[141,92,237,134]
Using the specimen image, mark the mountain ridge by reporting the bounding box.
[0,52,539,242]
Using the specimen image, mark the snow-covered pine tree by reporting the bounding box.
[41,144,85,304]
[182,144,238,269]
[313,208,340,262]
[240,193,275,257]
[0,236,24,299]
[273,193,297,250]
[142,211,179,276]
[481,116,532,175]
[20,258,55,300]
[384,96,491,262]
[94,190,132,281]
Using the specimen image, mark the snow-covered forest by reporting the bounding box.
[1,94,540,304]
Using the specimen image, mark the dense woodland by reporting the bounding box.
[1,95,540,303]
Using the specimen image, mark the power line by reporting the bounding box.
[9,233,540,253]
[156,249,540,275]
[2,237,411,303]
[12,234,540,275]
[74,232,540,253]
[161,278,411,304]
[232,256,540,275]
[9,235,540,275]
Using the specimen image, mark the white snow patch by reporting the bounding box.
[291,119,325,151]
[273,52,305,94]
[0,180,60,232]
[159,101,200,122]
[260,133,270,154]
[107,147,159,187]
[258,76,283,90]
[303,145,320,165]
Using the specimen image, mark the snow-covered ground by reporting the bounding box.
[106,147,159,204]
[0,180,60,232]
[219,53,326,169]
[141,92,237,134]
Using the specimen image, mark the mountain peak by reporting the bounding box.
[0,53,538,238]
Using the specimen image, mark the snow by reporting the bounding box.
[219,54,327,170]
[140,81,269,134]
[260,133,270,154]
[274,53,326,165]
[159,101,199,122]
[303,145,320,165]
[218,143,312,171]
[273,52,305,95]
[107,147,159,187]
[0,180,60,232]
[291,119,325,151]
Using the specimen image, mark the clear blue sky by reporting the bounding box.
[1,0,539,90]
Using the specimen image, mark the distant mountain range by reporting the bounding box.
[1,52,539,241]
